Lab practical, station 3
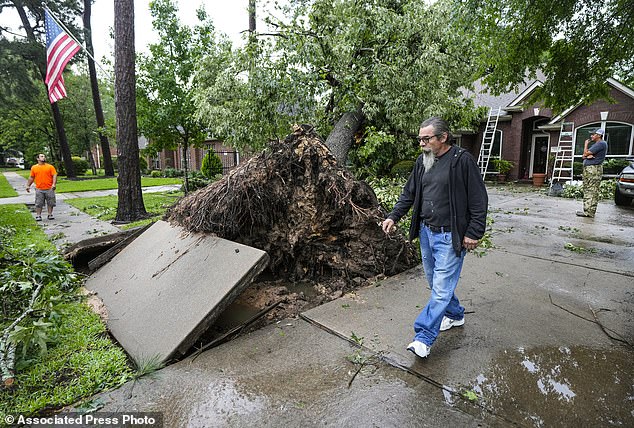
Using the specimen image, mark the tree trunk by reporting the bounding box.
[181,143,190,194]
[83,0,115,177]
[114,0,147,222]
[249,0,256,33]
[325,106,365,166]
[14,2,76,178]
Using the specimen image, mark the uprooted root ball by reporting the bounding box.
[166,125,416,280]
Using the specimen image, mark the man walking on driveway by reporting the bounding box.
[26,154,57,221]
[577,128,607,218]
[382,117,488,359]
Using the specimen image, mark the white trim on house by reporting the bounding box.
[507,80,543,108]
[548,78,634,124]
[607,77,634,99]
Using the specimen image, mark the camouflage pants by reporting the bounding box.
[582,164,603,216]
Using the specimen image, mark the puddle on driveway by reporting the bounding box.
[469,346,633,426]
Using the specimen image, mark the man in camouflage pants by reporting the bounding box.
[577,128,607,218]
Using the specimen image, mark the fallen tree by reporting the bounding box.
[167,125,416,281]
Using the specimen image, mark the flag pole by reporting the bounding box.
[44,6,113,80]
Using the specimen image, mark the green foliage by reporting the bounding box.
[462,389,479,402]
[603,158,630,174]
[368,176,412,234]
[200,151,223,178]
[561,179,617,200]
[136,0,220,157]
[491,158,514,174]
[564,243,597,254]
[195,0,483,152]
[0,173,18,198]
[185,170,213,191]
[461,0,634,112]
[390,160,415,178]
[0,205,131,418]
[71,157,89,175]
[131,354,165,380]
[162,167,184,178]
[150,170,162,178]
[0,304,132,419]
[349,127,413,179]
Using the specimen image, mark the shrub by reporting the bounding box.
[201,151,223,178]
[390,160,415,178]
[71,157,89,175]
[185,171,212,191]
[562,179,617,200]
[490,158,514,175]
[150,170,162,178]
[603,158,629,174]
[163,167,184,178]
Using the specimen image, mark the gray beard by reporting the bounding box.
[422,150,436,171]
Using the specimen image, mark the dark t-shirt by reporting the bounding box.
[420,150,451,227]
[583,139,607,166]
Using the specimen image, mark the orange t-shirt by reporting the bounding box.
[30,164,57,190]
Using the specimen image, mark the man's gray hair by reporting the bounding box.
[420,117,454,145]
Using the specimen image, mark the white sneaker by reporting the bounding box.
[407,340,431,358]
[440,316,465,331]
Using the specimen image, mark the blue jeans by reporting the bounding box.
[414,224,466,346]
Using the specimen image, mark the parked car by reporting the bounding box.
[614,156,634,206]
[5,157,24,169]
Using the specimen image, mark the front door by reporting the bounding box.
[530,135,549,176]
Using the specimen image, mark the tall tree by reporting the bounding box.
[114,0,147,221]
[5,0,81,177]
[136,0,228,192]
[195,0,482,164]
[460,0,634,112]
[82,0,114,176]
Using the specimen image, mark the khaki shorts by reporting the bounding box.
[35,189,56,209]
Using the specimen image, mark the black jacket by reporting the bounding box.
[387,145,488,256]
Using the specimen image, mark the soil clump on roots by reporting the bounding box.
[166,125,417,327]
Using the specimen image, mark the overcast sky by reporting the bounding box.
[0,0,277,63]
[90,0,254,60]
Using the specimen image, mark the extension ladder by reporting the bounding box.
[477,107,502,179]
[549,121,575,193]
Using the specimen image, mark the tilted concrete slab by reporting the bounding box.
[85,220,269,362]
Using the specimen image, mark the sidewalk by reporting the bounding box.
[70,185,633,427]
[4,172,633,425]
[1,171,179,249]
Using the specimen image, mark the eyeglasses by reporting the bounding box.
[417,134,441,144]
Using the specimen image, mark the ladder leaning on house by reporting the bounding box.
[549,121,575,193]
[477,107,502,180]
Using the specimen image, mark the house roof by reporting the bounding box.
[548,78,634,124]
[467,71,547,115]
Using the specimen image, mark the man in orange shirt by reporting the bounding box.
[26,154,58,221]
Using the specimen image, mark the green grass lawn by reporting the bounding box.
[56,176,182,193]
[66,191,183,229]
[0,204,132,419]
[0,173,18,197]
[11,169,182,193]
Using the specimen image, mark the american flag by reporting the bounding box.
[44,9,81,103]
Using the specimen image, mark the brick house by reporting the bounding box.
[146,139,242,175]
[459,78,634,181]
